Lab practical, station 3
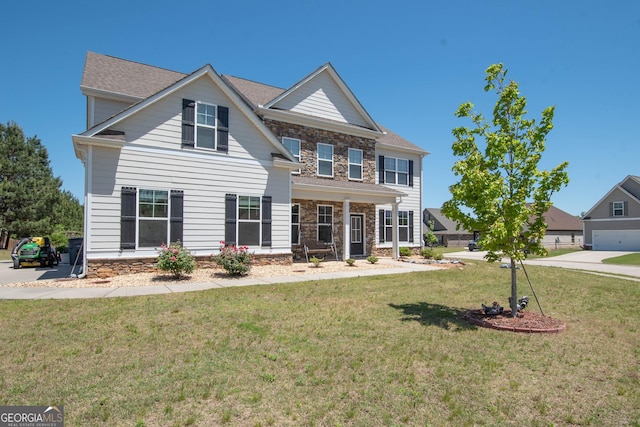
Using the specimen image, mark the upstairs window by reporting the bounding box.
[283,137,301,174]
[612,201,626,217]
[317,143,334,177]
[384,157,409,185]
[348,148,363,180]
[196,102,217,149]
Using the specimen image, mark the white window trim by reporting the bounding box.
[384,209,410,244]
[317,143,334,177]
[195,101,218,150]
[348,148,363,181]
[237,195,262,246]
[317,204,334,242]
[137,188,170,248]
[283,137,301,174]
[292,203,301,245]
[612,201,625,217]
[384,156,409,186]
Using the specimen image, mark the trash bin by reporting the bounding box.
[68,237,84,266]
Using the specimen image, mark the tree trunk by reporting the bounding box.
[510,258,518,317]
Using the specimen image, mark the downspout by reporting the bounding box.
[76,145,91,279]
[343,198,350,261]
[392,200,399,260]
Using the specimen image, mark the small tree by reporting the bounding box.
[424,220,439,248]
[442,64,569,317]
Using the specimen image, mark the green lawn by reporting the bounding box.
[602,252,640,266]
[1,262,639,426]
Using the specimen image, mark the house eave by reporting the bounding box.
[256,107,383,139]
[72,134,125,160]
[80,86,143,104]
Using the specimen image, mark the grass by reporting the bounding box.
[1,262,639,426]
[602,252,640,266]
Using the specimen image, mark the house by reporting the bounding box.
[423,205,582,249]
[422,208,474,247]
[73,52,428,277]
[582,175,640,250]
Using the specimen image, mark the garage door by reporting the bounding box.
[592,230,640,251]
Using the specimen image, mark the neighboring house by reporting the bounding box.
[582,175,640,250]
[422,208,473,247]
[423,205,582,249]
[73,52,428,277]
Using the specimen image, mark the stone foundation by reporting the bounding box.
[87,253,293,279]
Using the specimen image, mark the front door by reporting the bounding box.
[350,214,364,257]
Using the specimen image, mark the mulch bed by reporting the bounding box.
[464,309,566,333]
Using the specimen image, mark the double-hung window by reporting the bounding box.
[196,102,217,149]
[384,157,409,185]
[138,189,169,247]
[317,143,334,177]
[398,211,409,241]
[348,148,363,180]
[283,137,301,174]
[612,201,625,216]
[318,205,333,242]
[380,209,413,244]
[238,196,261,246]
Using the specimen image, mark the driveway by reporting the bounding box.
[0,261,78,286]
[448,250,640,279]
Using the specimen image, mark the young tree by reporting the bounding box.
[442,64,569,317]
[424,220,439,248]
[0,122,62,237]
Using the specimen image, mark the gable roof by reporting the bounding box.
[80,52,425,155]
[540,205,582,231]
[74,61,297,163]
[583,175,640,218]
[423,208,470,234]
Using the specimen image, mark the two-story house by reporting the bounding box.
[73,52,427,277]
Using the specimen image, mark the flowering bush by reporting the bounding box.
[213,241,253,276]
[157,241,196,278]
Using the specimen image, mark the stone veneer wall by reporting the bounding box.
[264,119,377,184]
[88,253,292,279]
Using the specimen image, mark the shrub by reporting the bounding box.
[346,258,356,266]
[399,247,412,257]
[213,242,253,276]
[421,248,434,259]
[434,252,444,261]
[157,242,196,278]
[309,256,323,268]
[366,256,379,264]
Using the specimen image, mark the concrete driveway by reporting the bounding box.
[0,260,79,286]
[448,249,640,279]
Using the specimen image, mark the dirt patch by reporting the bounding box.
[464,309,566,333]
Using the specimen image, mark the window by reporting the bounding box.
[283,137,301,174]
[196,102,217,149]
[317,143,334,177]
[182,99,229,152]
[380,209,414,243]
[384,157,409,185]
[318,205,333,242]
[612,201,625,216]
[224,194,272,247]
[348,148,363,180]
[238,196,261,246]
[291,204,300,245]
[121,188,183,249]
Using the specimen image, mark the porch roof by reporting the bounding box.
[292,176,406,204]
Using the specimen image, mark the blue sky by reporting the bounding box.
[1,0,638,216]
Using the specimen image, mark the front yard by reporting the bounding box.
[0,261,639,426]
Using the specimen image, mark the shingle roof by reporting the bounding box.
[81,52,186,99]
[541,205,582,231]
[81,52,424,153]
[292,176,405,196]
[423,208,470,234]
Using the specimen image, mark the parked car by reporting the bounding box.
[468,240,481,251]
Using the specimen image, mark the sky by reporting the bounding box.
[1,0,639,217]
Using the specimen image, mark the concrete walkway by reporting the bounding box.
[449,250,640,280]
[0,259,446,300]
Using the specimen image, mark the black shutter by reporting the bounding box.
[120,187,137,249]
[217,106,229,153]
[225,193,237,246]
[609,202,613,217]
[261,196,272,247]
[408,160,414,187]
[379,209,385,243]
[170,190,184,244]
[624,201,629,216]
[378,155,385,184]
[409,211,414,243]
[182,99,195,147]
